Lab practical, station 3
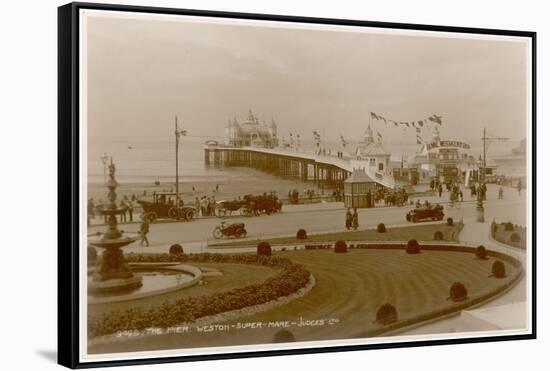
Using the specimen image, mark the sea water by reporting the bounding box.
[87,135,519,184]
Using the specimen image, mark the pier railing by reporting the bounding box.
[204,145,395,189]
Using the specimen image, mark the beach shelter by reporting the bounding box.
[344,169,377,208]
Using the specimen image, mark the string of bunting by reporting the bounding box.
[369,111,443,127]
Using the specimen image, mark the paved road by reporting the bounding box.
[88,184,526,254]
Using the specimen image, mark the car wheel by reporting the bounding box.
[168,207,179,219]
[236,228,247,238]
[213,227,223,239]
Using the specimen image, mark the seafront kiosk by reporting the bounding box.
[344,169,377,208]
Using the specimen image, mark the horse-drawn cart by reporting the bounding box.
[215,194,282,217]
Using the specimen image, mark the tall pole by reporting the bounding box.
[482,127,487,184]
[476,127,486,222]
[175,115,180,215]
[174,115,187,217]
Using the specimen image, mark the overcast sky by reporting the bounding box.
[84,11,530,144]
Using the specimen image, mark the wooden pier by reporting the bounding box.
[204,144,394,190]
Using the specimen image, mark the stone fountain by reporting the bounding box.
[88,159,143,294]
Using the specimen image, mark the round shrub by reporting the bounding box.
[377,223,386,233]
[406,239,420,254]
[491,260,506,278]
[296,229,307,240]
[375,303,398,325]
[272,329,295,343]
[449,282,468,301]
[433,231,444,240]
[447,217,454,226]
[504,222,514,231]
[88,245,97,264]
[510,232,521,243]
[169,244,183,255]
[475,245,488,260]
[334,240,348,253]
[257,241,272,256]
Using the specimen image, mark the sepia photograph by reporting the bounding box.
[63,3,534,366]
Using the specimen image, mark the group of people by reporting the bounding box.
[87,196,137,226]
[345,208,359,230]
[376,187,409,207]
[195,196,217,217]
[429,179,446,198]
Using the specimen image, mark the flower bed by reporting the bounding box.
[89,253,311,338]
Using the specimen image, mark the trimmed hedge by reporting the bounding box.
[447,217,454,226]
[89,253,310,337]
[334,240,348,253]
[375,303,398,325]
[169,244,183,255]
[257,242,272,256]
[491,260,506,278]
[273,329,296,343]
[475,245,488,260]
[449,282,468,301]
[296,229,307,240]
[377,223,386,233]
[406,239,420,254]
[510,232,520,243]
[504,222,514,231]
[433,231,444,240]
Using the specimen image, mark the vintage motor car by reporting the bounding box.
[212,221,247,239]
[406,203,444,223]
[138,192,196,222]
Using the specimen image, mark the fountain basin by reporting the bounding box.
[88,263,202,305]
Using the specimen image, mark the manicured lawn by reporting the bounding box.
[209,222,462,248]
[89,247,519,354]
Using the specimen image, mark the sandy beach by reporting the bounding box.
[87,167,328,204]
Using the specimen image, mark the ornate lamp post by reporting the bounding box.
[100,152,109,184]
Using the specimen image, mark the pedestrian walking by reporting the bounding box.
[195,197,201,217]
[201,196,208,217]
[459,190,463,202]
[352,208,359,230]
[498,187,504,200]
[120,200,127,223]
[128,200,134,222]
[208,197,216,216]
[517,179,523,195]
[345,208,352,230]
[139,217,150,247]
[438,184,443,198]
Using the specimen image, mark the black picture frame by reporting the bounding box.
[58,2,537,368]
